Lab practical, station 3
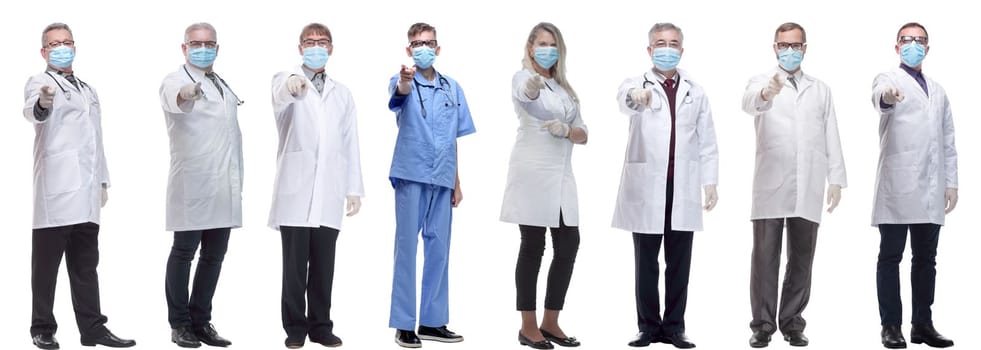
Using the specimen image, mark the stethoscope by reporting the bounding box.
[413,71,459,118]
[183,65,245,106]
[45,71,87,101]
[642,71,692,103]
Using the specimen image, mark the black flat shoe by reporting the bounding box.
[32,333,59,350]
[194,324,231,347]
[881,325,907,349]
[284,336,304,349]
[81,330,135,348]
[395,329,421,348]
[519,331,553,349]
[418,325,463,343]
[911,324,954,348]
[749,330,771,348]
[628,332,653,347]
[540,329,580,347]
[783,330,808,347]
[172,327,202,348]
[310,333,342,347]
[664,332,696,349]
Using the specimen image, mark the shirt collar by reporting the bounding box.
[899,63,924,78]
[301,65,326,81]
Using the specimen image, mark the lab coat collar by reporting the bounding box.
[293,65,336,96]
[771,66,813,94]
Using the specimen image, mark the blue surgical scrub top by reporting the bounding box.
[388,70,476,189]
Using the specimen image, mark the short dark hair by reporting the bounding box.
[896,22,928,42]
[774,22,806,42]
[300,23,332,43]
[407,22,436,39]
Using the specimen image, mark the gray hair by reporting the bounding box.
[184,22,217,43]
[41,22,72,46]
[648,22,684,45]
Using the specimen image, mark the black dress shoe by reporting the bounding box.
[284,336,305,349]
[540,328,579,347]
[749,330,771,348]
[194,324,232,347]
[32,333,59,350]
[172,327,202,348]
[783,330,808,347]
[881,325,907,349]
[310,333,343,347]
[628,332,653,347]
[519,331,554,349]
[664,332,696,349]
[395,329,421,348]
[911,324,954,348]
[418,325,463,343]
[81,330,135,348]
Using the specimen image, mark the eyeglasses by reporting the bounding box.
[301,39,332,48]
[650,40,681,49]
[898,36,928,45]
[46,40,74,49]
[409,40,438,49]
[775,42,806,51]
[186,40,218,49]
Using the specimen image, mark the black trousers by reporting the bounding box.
[281,226,339,340]
[31,222,109,339]
[633,178,693,336]
[515,213,580,311]
[165,228,230,328]
[877,223,941,326]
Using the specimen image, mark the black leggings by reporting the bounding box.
[515,213,581,311]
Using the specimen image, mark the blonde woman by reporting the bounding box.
[500,22,587,349]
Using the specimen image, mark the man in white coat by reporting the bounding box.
[614,23,718,349]
[871,22,956,350]
[22,22,136,350]
[269,23,364,349]
[159,22,241,348]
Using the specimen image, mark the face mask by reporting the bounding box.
[777,48,804,71]
[48,45,75,68]
[412,46,436,69]
[900,42,926,67]
[188,47,217,68]
[302,46,329,69]
[652,47,681,71]
[533,46,559,69]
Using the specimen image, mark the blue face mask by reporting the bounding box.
[188,47,217,68]
[900,42,926,67]
[302,46,329,69]
[652,47,681,71]
[48,45,75,68]
[777,48,804,71]
[533,46,559,69]
[412,46,436,69]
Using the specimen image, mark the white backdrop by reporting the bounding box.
[1,0,977,349]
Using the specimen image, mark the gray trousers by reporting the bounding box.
[749,217,819,334]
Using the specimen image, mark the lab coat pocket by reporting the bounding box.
[883,151,918,197]
[685,160,701,205]
[182,165,218,201]
[753,149,786,192]
[621,163,656,204]
[626,121,646,163]
[42,150,82,197]
[277,151,310,195]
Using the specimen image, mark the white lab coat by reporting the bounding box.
[870,67,957,226]
[268,67,364,231]
[159,65,244,232]
[612,69,719,234]
[741,68,847,224]
[500,69,587,227]
[23,71,110,229]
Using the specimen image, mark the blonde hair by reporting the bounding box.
[522,22,578,103]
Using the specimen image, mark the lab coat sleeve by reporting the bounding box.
[824,91,847,188]
[697,95,720,186]
[344,90,365,197]
[741,74,772,115]
[23,76,51,124]
[512,70,553,121]
[871,73,896,115]
[388,75,408,112]
[90,86,111,188]
[271,72,298,112]
[942,95,958,189]
[570,107,588,143]
[160,74,193,114]
[616,78,640,115]
[455,83,476,137]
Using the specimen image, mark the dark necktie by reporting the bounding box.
[205,72,224,96]
[312,72,325,94]
[788,74,798,90]
[662,78,678,180]
[63,74,79,90]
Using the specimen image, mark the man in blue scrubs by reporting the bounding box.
[387,22,476,349]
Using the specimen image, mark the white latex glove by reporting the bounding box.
[627,88,652,110]
[38,86,55,109]
[346,195,361,216]
[760,73,784,101]
[542,119,570,138]
[881,86,905,105]
[826,184,841,213]
[945,188,958,214]
[525,74,546,99]
[703,185,718,211]
[101,188,108,208]
[287,75,308,97]
[179,82,203,101]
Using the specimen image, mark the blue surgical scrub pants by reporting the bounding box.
[389,179,453,330]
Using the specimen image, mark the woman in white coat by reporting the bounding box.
[269,23,364,349]
[500,22,586,350]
